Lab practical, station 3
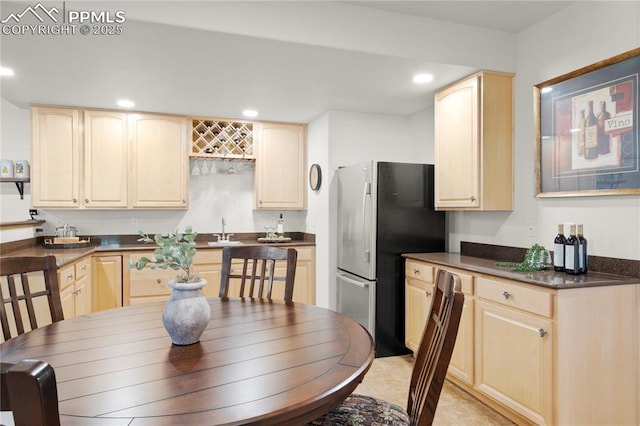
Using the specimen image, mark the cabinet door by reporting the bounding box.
[434,75,480,209]
[405,278,434,353]
[93,256,122,312]
[129,114,188,208]
[31,107,80,207]
[254,122,306,210]
[60,283,76,319]
[475,300,552,425]
[75,274,92,316]
[84,110,128,208]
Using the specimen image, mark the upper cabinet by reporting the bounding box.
[434,71,514,211]
[254,122,307,210]
[84,110,128,208]
[31,107,81,207]
[129,114,188,208]
[31,107,189,209]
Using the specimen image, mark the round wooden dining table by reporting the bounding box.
[0,297,375,425]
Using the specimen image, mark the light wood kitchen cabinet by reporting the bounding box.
[404,258,639,425]
[404,260,434,352]
[31,106,189,209]
[93,255,122,311]
[59,256,92,318]
[129,114,189,209]
[434,71,513,211]
[475,277,553,425]
[126,246,316,305]
[31,106,81,207]
[253,122,306,210]
[84,110,128,208]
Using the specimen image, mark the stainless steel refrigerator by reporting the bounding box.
[337,161,445,357]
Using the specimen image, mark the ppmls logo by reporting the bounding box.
[1,2,59,24]
[1,2,126,36]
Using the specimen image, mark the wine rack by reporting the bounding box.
[191,118,254,159]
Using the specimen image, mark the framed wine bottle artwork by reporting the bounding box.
[534,47,640,197]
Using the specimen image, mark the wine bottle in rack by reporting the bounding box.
[553,224,566,272]
[564,224,580,275]
[577,224,588,274]
[584,100,599,160]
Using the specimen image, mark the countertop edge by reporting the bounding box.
[403,252,639,289]
[2,241,315,267]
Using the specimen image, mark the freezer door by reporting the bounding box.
[336,270,375,337]
[337,161,376,280]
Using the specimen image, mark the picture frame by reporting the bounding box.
[534,47,640,197]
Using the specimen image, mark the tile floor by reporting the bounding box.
[355,355,514,425]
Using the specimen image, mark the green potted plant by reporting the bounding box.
[129,226,210,346]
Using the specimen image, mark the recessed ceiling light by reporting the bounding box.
[243,109,258,118]
[117,99,135,108]
[412,73,434,84]
[0,67,15,77]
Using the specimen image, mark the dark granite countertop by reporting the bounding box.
[403,252,639,289]
[1,233,315,267]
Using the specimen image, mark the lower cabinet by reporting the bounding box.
[125,246,316,305]
[93,255,123,311]
[404,258,639,425]
[59,256,92,318]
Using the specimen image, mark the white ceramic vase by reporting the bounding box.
[162,279,210,345]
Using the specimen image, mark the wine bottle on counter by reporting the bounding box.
[564,223,580,275]
[577,224,588,274]
[277,213,284,237]
[584,100,599,160]
[553,224,567,272]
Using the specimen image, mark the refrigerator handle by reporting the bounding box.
[362,182,371,263]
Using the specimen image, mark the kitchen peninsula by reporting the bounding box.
[0,233,316,320]
[403,246,639,426]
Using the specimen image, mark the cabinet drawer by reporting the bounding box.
[194,249,223,264]
[477,276,553,318]
[129,268,175,297]
[405,261,434,283]
[58,264,75,289]
[75,257,91,279]
[437,267,474,295]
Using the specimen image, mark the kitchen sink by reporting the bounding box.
[207,241,243,247]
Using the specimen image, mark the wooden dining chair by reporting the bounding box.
[0,359,60,426]
[0,256,64,341]
[219,246,297,302]
[309,269,464,426]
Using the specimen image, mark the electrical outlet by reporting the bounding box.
[131,218,139,229]
[527,222,536,237]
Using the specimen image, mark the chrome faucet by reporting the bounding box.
[215,218,233,242]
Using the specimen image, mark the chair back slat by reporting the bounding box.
[219,246,297,302]
[407,269,464,426]
[0,256,64,341]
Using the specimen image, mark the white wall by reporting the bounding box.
[447,1,640,260]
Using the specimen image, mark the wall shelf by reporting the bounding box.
[1,177,30,199]
[0,219,45,230]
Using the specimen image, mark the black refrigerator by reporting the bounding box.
[336,161,446,357]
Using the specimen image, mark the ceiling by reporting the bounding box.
[0,1,574,123]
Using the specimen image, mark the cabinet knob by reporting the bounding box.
[539,328,547,338]
[67,274,74,280]
[259,200,263,205]
[502,291,510,300]
[425,290,431,297]
[85,198,89,203]
[73,198,78,203]
[413,269,420,275]
[470,196,476,202]
[182,199,186,203]
[156,279,162,284]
